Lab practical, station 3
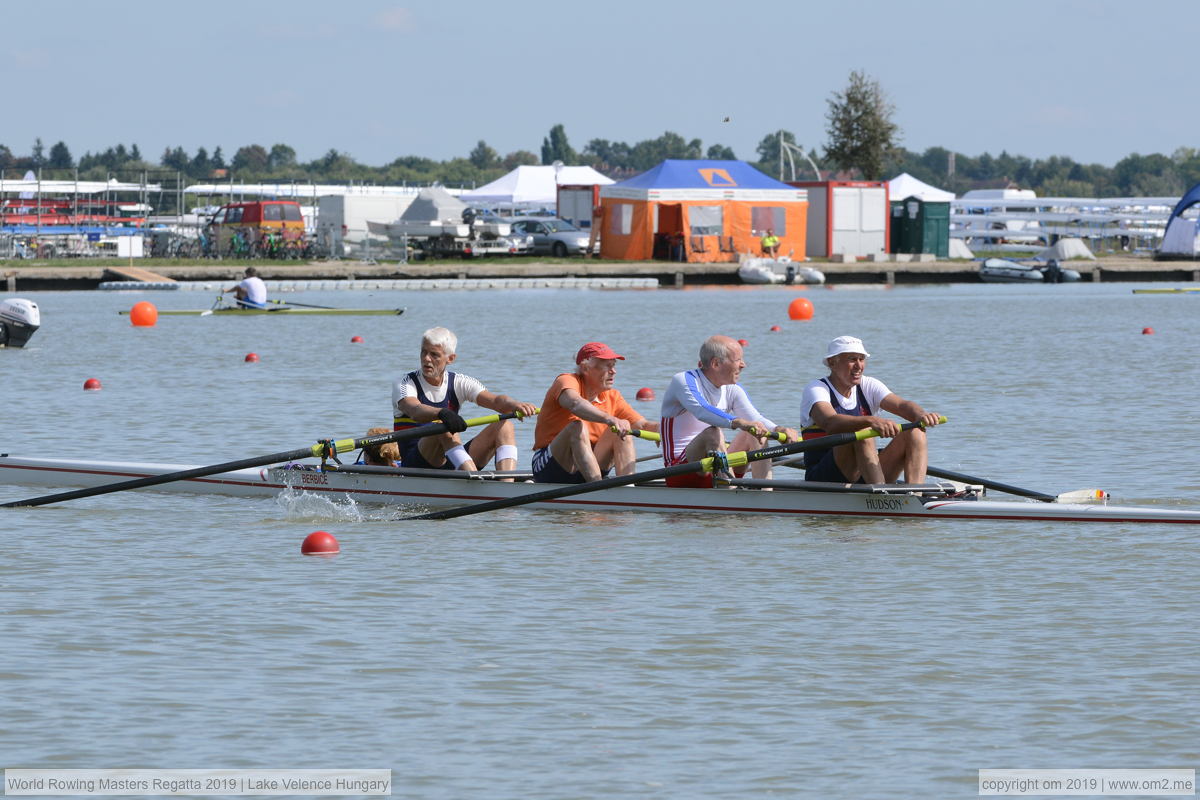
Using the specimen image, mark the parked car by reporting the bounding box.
[505,216,592,257]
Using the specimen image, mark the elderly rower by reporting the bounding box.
[661,334,798,487]
[393,327,538,475]
[800,335,942,484]
[532,341,658,483]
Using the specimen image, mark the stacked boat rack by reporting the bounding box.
[97,277,660,292]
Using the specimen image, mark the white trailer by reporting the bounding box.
[316,195,417,257]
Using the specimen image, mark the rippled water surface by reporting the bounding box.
[2,283,1198,798]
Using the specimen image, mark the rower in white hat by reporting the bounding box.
[799,336,943,485]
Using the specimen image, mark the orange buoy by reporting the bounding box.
[788,297,814,320]
[301,530,340,556]
[83,378,102,391]
[244,353,259,363]
[636,387,655,401]
[1142,327,1155,335]
[769,325,781,332]
[737,338,749,347]
[129,301,158,327]
[350,335,364,343]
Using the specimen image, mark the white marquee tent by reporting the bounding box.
[460,165,613,207]
[887,173,955,202]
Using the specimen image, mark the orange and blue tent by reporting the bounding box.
[598,159,808,262]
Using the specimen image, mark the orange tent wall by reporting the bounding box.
[598,197,807,262]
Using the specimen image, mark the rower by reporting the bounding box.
[799,336,942,484]
[660,335,798,488]
[531,342,658,483]
[224,266,267,309]
[393,327,538,476]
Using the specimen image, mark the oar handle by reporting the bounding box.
[615,428,661,442]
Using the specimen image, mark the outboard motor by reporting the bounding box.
[0,298,40,348]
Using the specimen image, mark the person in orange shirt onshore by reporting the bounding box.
[532,342,659,483]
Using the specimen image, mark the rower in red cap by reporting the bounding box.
[531,342,659,483]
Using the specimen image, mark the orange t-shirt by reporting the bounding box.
[534,372,639,450]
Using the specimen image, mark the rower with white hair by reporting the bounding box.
[393,327,538,475]
[800,335,943,485]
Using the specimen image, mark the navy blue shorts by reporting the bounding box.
[804,448,854,483]
[531,447,611,484]
[400,436,479,470]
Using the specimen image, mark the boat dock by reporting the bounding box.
[4,256,1199,291]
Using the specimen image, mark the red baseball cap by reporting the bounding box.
[575,341,625,364]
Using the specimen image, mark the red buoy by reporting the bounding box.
[636,387,655,401]
[737,338,749,347]
[129,301,158,327]
[301,530,340,556]
[1142,327,1155,335]
[83,378,102,391]
[244,353,259,363]
[788,297,814,320]
[769,325,782,332]
[350,335,364,343]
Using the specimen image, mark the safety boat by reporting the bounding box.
[0,298,40,347]
[978,258,1081,283]
[737,257,826,285]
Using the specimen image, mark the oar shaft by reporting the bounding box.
[924,466,1055,502]
[2,412,529,509]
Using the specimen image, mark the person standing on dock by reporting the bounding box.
[224,266,267,309]
[660,335,798,488]
[531,342,658,483]
[800,336,942,485]
[393,327,539,476]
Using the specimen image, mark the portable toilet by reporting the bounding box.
[890,195,950,258]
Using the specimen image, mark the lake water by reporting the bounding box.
[2,283,1198,798]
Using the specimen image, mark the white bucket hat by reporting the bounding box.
[825,335,870,363]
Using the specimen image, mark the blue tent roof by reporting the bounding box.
[611,159,795,191]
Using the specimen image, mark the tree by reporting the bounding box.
[468,140,500,170]
[754,130,799,176]
[130,144,141,162]
[707,143,736,160]
[540,124,576,165]
[161,146,189,171]
[47,141,73,169]
[502,150,539,171]
[0,144,13,170]
[31,138,45,168]
[823,70,900,180]
[268,143,296,170]
[211,147,226,170]
[191,147,210,175]
[232,144,269,172]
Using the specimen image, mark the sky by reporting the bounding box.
[3,0,1194,172]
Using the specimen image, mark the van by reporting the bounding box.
[209,200,305,255]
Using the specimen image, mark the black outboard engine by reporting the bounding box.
[1043,258,1063,284]
[0,298,40,348]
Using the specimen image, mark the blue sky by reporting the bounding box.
[3,0,1191,170]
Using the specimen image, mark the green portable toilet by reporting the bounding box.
[890,195,950,258]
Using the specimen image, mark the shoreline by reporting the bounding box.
[4,256,1198,291]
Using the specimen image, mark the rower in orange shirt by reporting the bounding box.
[532,342,659,483]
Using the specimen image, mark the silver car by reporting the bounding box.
[505,217,593,257]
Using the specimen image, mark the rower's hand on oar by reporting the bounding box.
[512,402,539,420]
[773,426,800,443]
[437,408,468,433]
[866,416,904,438]
[609,418,633,438]
[916,411,943,428]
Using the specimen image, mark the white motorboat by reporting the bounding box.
[737,258,825,285]
[3,455,1199,524]
[0,298,40,348]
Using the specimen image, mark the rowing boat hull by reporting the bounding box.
[118,307,406,316]
[3,456,1199,524]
